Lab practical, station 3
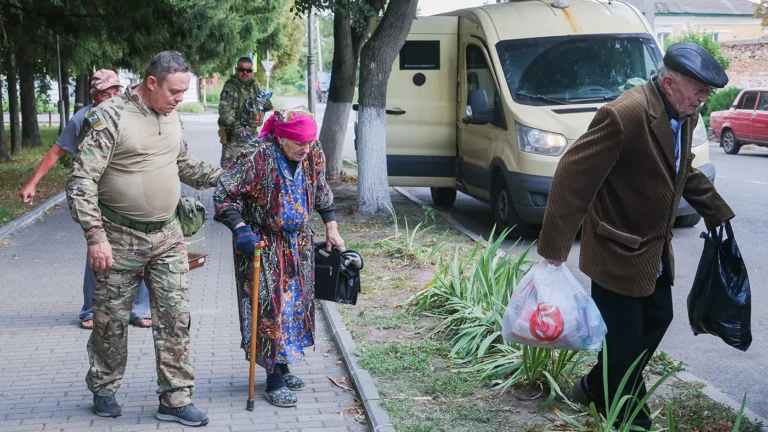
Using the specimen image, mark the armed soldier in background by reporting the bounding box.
[217,56,273,169]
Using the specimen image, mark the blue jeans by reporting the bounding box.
[79,259,150,322]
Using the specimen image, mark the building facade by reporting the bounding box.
[621,0,765,44]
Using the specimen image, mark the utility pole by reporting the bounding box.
[315,15,323,74]
[56,35,66,134]
[262,51,275,92]
[307,9,316,114]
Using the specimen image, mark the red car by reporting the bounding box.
[711,88,768,154]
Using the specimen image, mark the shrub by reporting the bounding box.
[704,87,742,127]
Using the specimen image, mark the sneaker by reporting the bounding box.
[264,387,298,407]
[156,401,209,427]
[93,395,122,417]
[283,373,306,391]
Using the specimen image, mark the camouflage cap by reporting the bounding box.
[91,69,122,91]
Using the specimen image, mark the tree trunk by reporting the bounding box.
[17,36,42,148]
[356,0,418,215]
[62,66,71,121]
[6,50,22,156]
[75,74,88,113]
[0,56,9,162]
[318,10,367,180]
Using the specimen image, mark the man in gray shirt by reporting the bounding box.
[20,69,151,330]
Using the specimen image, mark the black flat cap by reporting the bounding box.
[663,42,728,88]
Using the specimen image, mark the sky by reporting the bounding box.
[418,0,491,16]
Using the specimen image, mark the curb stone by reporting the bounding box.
[320,300,395,432]
[393,186,768,431]
[0,191,66,241]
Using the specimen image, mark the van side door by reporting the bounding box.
[383,16,458,188]
[457,22,507,201]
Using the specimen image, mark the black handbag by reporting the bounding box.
[314,242,364,305]
[687,221,752,351]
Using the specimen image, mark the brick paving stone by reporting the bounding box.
[0,121,368,432]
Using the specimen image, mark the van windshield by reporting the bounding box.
[496,34,663,106]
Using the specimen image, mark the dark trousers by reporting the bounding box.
[586,276,674,418]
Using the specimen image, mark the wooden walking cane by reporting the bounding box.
[246,241,266,411]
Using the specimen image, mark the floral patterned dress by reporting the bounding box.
[213,135,334,372]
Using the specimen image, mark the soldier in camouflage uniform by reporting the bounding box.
[217,56,273,169]
[66,51,222,427]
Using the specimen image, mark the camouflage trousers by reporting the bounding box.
[86,217,194,407]
[220,137,247,170]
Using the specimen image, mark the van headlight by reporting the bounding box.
[516,123,567,156]
[692,116,708,147]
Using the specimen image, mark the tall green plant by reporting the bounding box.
[554,341,681,431]
[409,228,534,360]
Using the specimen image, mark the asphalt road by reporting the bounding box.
[402,143,768,419]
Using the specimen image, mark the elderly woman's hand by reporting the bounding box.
[234,224,260,256]
[325,221,345,252]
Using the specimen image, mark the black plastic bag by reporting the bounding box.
[687,221,752,351]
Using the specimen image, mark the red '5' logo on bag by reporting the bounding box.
[529,302,564,341]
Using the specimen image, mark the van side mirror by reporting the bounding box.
[465,89,492,125]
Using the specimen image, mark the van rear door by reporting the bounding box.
[384,16,458,187]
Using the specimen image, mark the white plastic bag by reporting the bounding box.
[502,260,607,351]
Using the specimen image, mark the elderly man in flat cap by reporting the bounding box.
[537,43,734,430]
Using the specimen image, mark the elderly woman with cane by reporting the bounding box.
[213,107,345,408]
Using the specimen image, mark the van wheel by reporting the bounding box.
[430,187,456,206]
[674,214,702,228]
[721,130,741,155]
[493,175,529,238]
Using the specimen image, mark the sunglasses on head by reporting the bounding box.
[237,67,253,73]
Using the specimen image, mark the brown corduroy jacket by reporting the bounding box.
[537,79,734,297]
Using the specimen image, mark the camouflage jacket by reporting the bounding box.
[66,85,223,246]
[217,75,273,134]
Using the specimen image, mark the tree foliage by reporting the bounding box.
[664,31,731,71]
[292,0,381,33]
[2,0,290,77]
[755,1,768,28]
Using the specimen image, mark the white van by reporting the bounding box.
[377,0,712,235]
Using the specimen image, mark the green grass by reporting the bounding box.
[0,126,64,227]
[358,340,509,431]
[350,309,416,330]
[653,382,764,431]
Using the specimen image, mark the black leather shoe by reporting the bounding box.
[156,401,209,427]
[570,376,604,410]
[93,395,122,417]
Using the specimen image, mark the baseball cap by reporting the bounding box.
[91,69,122,91]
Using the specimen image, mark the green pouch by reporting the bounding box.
[177,196,207,237]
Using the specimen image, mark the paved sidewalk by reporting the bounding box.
[0,122,367,432]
